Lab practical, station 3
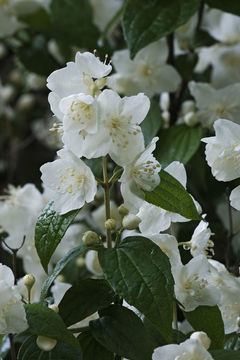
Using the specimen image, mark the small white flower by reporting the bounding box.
[218,280,240,334]
[79,89,149,165]
[120,137,161,213]
[173,255,219,312]
[202,118,240,181]
[85,250,103,277]
[40,148,97,214]
[0,263,28,334]
[230,185,240,211]
[183,220,214,258]
[153,338,214,360]
[47,51,112,118]
[189,81,240,127]
[202,9,240,45]
[108,40,181,97]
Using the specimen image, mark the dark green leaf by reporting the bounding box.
[98,236,174,342]
[141,98,162,145]
[206,0,240,16]
[184,306,225,349]
[59,279,115,326]
[50,0,99,49]
[89,305,154,360]
[155,124,202,167]
[17,335,83,360]
[144,169,201,220]
[123,0,201,58]
[191,30,217,48]
[24,304,79,348]
[40,244,101,302]
[78,331,114,360]
[35,201,79,273]
[210,350,240,360]
[224,333,240,351]
[17,35,56,76]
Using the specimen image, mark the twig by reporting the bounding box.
[195,1,205,34]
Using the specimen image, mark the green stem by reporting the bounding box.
[9,334,16,360]
[102,156,112,248]
[173,300,178,331]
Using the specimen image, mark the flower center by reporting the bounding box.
[107,115,140,149]
[56,168,87,196]
[68,101,93,123]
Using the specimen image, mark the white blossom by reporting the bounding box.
[202,118,240,181]
[108,40,181,97]
[0,264,28,334]
[173,255,219,312]
[40,148,97,214]
[185,220,214,258]
[189,81,240,127]
[85,250,103,277]
[153,338,214,360]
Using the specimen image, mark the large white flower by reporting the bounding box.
[202,118,240,181]
[40,148,97,214]
[47,51,112,118]
[173,255,219,312]
[108,40,181,97]
[153,338,213,360]
[0,264,28,334]
[75,89,149,165]
[189,81,240,127]
[202,9,240,45]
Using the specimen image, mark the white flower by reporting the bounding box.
[40,148,97,214]
[51,279,71,305]
[108,40,181,97]
[153,338,214,360]
[0,183,43,247]
[202,118,240,181]
[47,51,112,118]
[189,81,240,127]
[175,14,198,53]
[17,274,46,303]
[76,89,149,165]
[130,161,201,234]
[173,255,219,312]
[92,201,121,234]
[196,43,240,88]
[184,220,214,258]
[202,9,240,45]
[0,264,28,334]
[219,287,240,334]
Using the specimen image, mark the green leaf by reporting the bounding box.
[59,279,115,326]
[98,236,174,342]
[154,124,202,167]
[40,244,101,303]
[144,169,201,220]
[78,331,114,360]
[141,98,162,145]
[206,0,240,16]
[184,306,225,349]
[35,201,80,273]
[224,333,240,351]
[123,0,201,58]
[210,350,240,360]
[89,305,154,360]
[17,35,56,76]
[24,304,79,348]
[50,0,99,49]
[18,335,83,360]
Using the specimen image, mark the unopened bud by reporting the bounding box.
[82,231,100,245]
[162,110,170,128]
[160,92,170,111]
[23,274,35,289]
[56,274,65,282]
[36,336,57,352]
[76,257,86,267]
[118,204,129,217]
[48,304,59,313]
[105,218,116,230]
[184,111,199,127]
[0,85,16,103]
[122,214,141,230]
[26,73,46,90]
[190,331,211,350]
